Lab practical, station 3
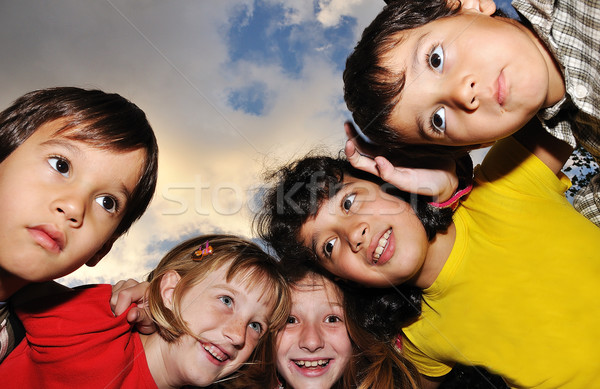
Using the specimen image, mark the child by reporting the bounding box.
[111,265,420,389]
[0,234,290,388]
[255,120,600,388]
[0,86,159,362]
[343,0,600,225]
[267,264,418,389]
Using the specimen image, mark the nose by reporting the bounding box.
[299,323,324,352]
[53,192,86,228]
[223,320,246,349]
[347,222,367,252]
[448,74,479,111]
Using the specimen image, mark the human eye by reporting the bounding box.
[342,193,356,213]
[48,156,70,177]
[325,315,342,323]
[323,237,337,257]
[249,322,263,334]
[427,44,444,73]
[219,295,233,308]
[431,107,446,133]
[95,196,118,214]
[286,315,298,325]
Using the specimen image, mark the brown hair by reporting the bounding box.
[0,87,158,237]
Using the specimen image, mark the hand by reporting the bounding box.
[344,121,379,159]
[110,279,156,335]
[345,139,459,203]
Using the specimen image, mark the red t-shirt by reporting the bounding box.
[0,284,157,389]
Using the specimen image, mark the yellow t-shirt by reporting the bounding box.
[402,137,600,388]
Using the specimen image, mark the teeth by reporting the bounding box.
[204,345,224,361]
[373,229,392,262]
[294,359,329,368]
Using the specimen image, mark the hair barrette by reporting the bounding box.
[192,241,213,260]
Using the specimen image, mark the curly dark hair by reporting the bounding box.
[254,152,454,334]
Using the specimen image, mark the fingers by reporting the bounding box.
[110,279,149,317]
[345,140,379,176]
[126,307,157,334]
[374,156,420,192]
[374,156,458,200]
[344,121,359,140]
[344,121,375,158]
[373,156,399,183]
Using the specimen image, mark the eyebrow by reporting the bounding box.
[41,138,134,203]
[410,31,436,142]
[41,138,82,154]
[308,181,356,261]
[310,232,321,260]
[411,31,430,75]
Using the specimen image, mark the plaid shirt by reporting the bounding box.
[513,0,600,225]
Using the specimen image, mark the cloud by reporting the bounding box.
[316,0,363,27]
[5,0,384,286]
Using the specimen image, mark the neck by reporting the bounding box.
[0,268,29,301]
[411,223,455,289]
[140,333,176,389]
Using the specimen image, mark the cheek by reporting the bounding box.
[332,331,353,360]
[238,333,260,360]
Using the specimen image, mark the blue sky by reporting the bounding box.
[225,1,355,115]
[0,0,384,285]
[0,0,566,285]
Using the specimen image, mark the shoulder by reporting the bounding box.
[15,284,113,328]
[475,121,572,197]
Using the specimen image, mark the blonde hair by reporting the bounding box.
[146,234,290,345]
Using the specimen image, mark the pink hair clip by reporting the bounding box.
[192,241,213,260]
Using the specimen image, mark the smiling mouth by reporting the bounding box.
[373,228,392,264]
[204,344,229,362]
[294,359,330,368]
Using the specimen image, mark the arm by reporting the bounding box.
[513,118,574,176]
[420,374,445,389]
[110,279,156,335]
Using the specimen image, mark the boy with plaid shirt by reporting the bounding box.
[343,0,600,225]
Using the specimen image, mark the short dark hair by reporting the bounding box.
[343,0,467,160]
[0,87,158,236]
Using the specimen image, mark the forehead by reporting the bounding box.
[230,265,280,312]
[380,28,437,144]
[25,119,71,143]
[292,274,340,299]
[290,278,343,312]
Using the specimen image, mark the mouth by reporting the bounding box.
[496,70,506,106]
[203,343,230,363]
[28,225,65,253]
[293,359,331,369]
[372,228,392,265]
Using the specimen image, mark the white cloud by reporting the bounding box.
[3,0,377,286]
[317,0,361,27]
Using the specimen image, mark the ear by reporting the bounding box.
[85,236,117,267]
[457,0,496,15]
[159,270,181,310]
